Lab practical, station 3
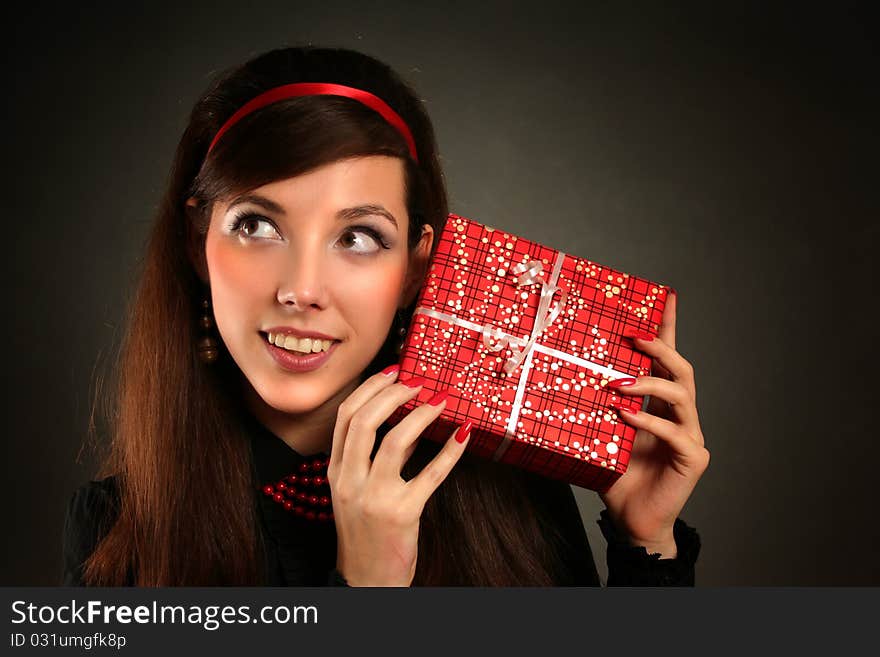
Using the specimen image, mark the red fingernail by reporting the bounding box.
[454,421,473,443]
[381,364,400,376]
[623,328,654,342]
[607,377,637,389]
[611,402,640,415]
[401,376,426,388]
[427,389,450,406]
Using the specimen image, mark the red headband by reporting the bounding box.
[206,82,419,163]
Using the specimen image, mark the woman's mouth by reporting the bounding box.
[259,332,341,373]
[263,331,337,354]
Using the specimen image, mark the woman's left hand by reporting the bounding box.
[598,290,710,557]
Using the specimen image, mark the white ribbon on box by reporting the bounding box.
[413,251,637,461]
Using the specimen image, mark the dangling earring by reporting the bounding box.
[197,296,219,364]
[394,308,408,355]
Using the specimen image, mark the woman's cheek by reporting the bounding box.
[343,261,405,324]
[211,241,271,287]
[207,244,273,340]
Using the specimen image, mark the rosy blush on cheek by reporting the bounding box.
[210,243,275,292]
[205,241,275,349]
[348,265,403,308]
[337,266,405,360]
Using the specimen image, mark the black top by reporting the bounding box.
[62,415,701,586]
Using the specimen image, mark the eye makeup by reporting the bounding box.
[225,209,393,251]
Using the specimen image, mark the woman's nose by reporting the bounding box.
[276,248,329,309]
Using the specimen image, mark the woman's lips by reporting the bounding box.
[260,332,340,373]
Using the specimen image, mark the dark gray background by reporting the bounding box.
[5,1,877,585]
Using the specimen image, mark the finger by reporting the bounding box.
[651,289,677,382]
[329,366,403,476]
[649,358,672,382]
[622,331,696,400]
[645,392,672,419]
[611,403,705,451]
[658,288,676,351]
[608,376,698,429]
[400,438,419,469]
[339,376,427,482]
[371,389,452,480]
[405,421,472,504]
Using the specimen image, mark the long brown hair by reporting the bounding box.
[84,46,586,586]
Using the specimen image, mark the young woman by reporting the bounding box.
[62,45,709,587]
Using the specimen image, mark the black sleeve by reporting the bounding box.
[61,477,120,586]
[598,508,701,586]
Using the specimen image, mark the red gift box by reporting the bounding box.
[386,214,671,491]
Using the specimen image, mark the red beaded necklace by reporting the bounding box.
[260,454,333,523]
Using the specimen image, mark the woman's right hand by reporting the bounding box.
[327,366,472,587]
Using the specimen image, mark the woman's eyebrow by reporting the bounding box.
[228,193,285,214]
[337,204,398,229]
[227,194,398,229]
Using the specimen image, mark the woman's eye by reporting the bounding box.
[228,213,390,253]
[337,227,389,254]
[230,214,281,240]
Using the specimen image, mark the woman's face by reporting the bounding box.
[201,155,433,416]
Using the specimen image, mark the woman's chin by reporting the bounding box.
[259,390,328,416]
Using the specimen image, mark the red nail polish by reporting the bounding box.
[381,364,400,376]
[455,421,473,443]
[623,328,655,342]
[401,376,426,388]
[611,402,640,415]
[607,377,637,389]
[427,389,450,406]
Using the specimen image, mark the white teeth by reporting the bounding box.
[267,332,332,354]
